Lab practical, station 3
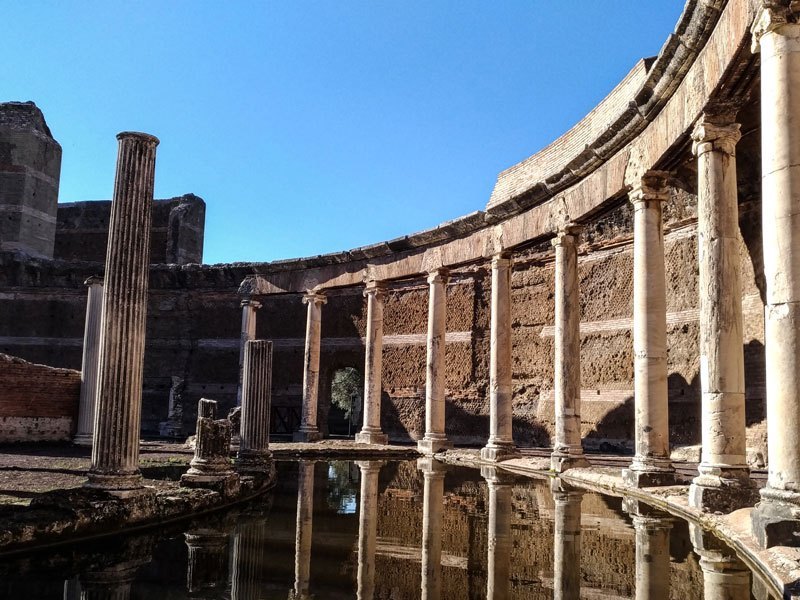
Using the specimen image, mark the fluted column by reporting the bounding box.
[481,254,518,462]
[551,225,588,472]
[85,132,158,493]
[751,3,800,548]
[237,299,262,406]
[622,172,675,487]
[690,525,750,600]
[236,339,273,474]
[418,269,452,455]
[419,457,446,600]
[483,466,513,600]
[290,460,316,600]
[231,504,271,600]
[294,291,326,442]
[552,480,582,600]
[356,281,389,445]
[356,460,384,600]
[74,276,103,447]
[689,110,753,512]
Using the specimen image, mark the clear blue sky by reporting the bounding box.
[4,2,683,265]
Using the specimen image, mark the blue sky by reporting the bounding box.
[3,2,683,264]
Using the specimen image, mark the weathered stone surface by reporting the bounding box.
[236,340,273,473]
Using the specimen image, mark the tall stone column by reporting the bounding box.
[85,132,158,493]
[624,499,671,600]
[481,254,518,462]
[482,466,513,600]
[751,3,800,547]
[294,291,326,443]
[290,460,316,600]
[356,281,389,445]
[552,480,582,600]
[689,110,753,511]
[419,457,446,600]
[418,269,453,455]
[74,276,103,447]
[237,298,262,406]
[690,525,750,600]
[236,339,273,474]
[551,225,588,472]
[622,171,675,487]
[356,460,384,600]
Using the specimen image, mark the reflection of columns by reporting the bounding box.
[551,225,588,472]
[482,466,513,600]
[552,480,582,600]
[290,461,316,600]
[481,255,518,462]
[689,110,752,512]
[74,276,103,447]
[86,132,158,493]
[419,457,446,600]
[356,460,384,600]
[236,340,273,473]
[622,172,675,487]
[231,506,271,600]
[751,4,800,548]
[623,499,671,600]
[294,292,326,443]
[185,528,230,597]
[356,281,389,445]
[237,299,262,406]
[418,269,452,455]
[690,525,750,600]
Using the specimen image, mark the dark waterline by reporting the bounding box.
[0,459,769,599]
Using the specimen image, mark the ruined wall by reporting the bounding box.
[0,353,79,442]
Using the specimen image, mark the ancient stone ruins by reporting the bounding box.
[2,0,800,559]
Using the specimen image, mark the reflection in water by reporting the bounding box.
[356,460,383,600]
[691,524,751,600]
[482,466,513,600]
[623,499,671,600]
[419,457,446,600]
[290,460,316,600]
[231,503,271,600]
[185,527,230,597]
[552,480,583,600]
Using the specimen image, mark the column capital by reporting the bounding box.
[692,114,741,157]
[302,290,327,306]
[84,275,104,286]
[240,298,262,310]
[363,279,387,300]
[491,253,513,270]
[426,268,449,285]
[629,170,670,206]
[551,223,582,248]
[751,2,800,53]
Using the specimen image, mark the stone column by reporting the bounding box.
[622,172,675,487]
[418,269,453,455]
[290,460,316,600]
[185,528,230,596]
[419,457,446,600]
[85,132,158,494]
[237,299,262,406]
[689,110,753,511]
[690,525,750,600]
[751,3,800,548]
[74,276,103,447]
[481,254,518,462]
[356,460,384,600]
[236,339,273,474]
[294,291,326,442]
[552,480,582,600]
[356,281,389,445]
[624,499,671,600]
[482,466,513,600]
[551,225,588,472]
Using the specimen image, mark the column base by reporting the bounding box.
[355,429,388,445]
[417,436,452,455]
[622,456,675,487]
[550,450,589,473]
[84,471,145,495]
[751,488,800,548]
[293,428,322,443]
[689,471,758,513]
[180,472,241,498]
[235,450,274,474]
[73,433,93,447]
[480,442,519,463]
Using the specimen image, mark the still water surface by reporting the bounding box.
[0,459,769,599]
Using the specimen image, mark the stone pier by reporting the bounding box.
[419,457,446,600]
[418,269,452,455]
[356,460,384,600]
[356,281,389,445]
[689,110,752,511]
[74,276,103,447]
[237,299,261,406]
[690,525,750,600]
[751,3,800,548]
[85,132,158,494]
[181,398,240,497]
[551,225,588,472]
[290,460,316,600]
[481,254,518,462]
[624,499,671,600]
[552,480,582,600]
[482,466,513,600]
[294,291,326,442]
[236,339,273,474]
[623,172,675,487]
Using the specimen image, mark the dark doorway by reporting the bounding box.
[327,366,363,437]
